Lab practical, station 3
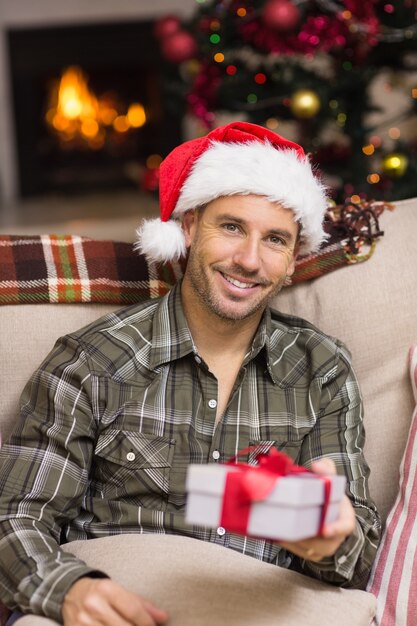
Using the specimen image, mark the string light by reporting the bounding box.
[362,144,375,156]
[226,65,237,75]
[254,73,267,84]
[369,135,382,148]
[266,118,279,129]
[337,113,347,126]
[388,127,401,139]
[237,7,247,17]
[214,52,225,63]
[146,154,163,169]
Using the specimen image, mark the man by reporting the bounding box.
[0,122,380,625]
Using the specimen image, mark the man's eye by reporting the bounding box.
[268,236,284,245]
[223,224,239,232]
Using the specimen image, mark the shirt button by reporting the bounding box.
[208,399,217,409]
[212,450,220,461]
[194,355,201,364]
[217,526,226,537]
[126,452,136,461]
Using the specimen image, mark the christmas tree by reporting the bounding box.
[155,0,417,203]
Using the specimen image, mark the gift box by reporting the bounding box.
[185,449,346,542]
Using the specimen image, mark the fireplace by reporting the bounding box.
[7,20,183,197]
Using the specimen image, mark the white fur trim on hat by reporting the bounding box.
[135,218,186,264]
[173,140,328,255]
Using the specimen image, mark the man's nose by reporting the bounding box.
[233,237,261,273]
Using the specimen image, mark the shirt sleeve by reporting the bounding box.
[0,334,106,621]
[289,341,381,589]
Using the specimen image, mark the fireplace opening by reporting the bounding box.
[44,65,148,152]
[7,21,184,197]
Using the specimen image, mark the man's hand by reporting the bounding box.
[62,577,168,626]
[279,458,356,562]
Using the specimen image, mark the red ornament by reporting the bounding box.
[154,15,182,40]
[161,30,197,64]
[262,0,301,33]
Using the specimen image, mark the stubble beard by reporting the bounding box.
[185,246,285,323]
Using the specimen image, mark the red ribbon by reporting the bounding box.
[220,447,332,539]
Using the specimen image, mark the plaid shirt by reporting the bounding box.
[0,283,380,621]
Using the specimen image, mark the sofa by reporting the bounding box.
[0,197,416,626]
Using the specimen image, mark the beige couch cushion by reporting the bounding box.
[0,304,116,444]
[16,534,376,626]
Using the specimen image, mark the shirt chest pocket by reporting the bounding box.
[248,439,302,465]
[92,430,176,508]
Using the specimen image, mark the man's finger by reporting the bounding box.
[82,601,136,626]
[102,581,167,626]
[310,458,336,475]
[142,601,169,625]
[321,495,356,539]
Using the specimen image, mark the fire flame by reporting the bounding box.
[45,66,146,149]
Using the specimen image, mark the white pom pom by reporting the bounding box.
[135,218,186,263]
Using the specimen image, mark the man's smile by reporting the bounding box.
[219,270,263,291]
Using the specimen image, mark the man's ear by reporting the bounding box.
[182,209,198,248]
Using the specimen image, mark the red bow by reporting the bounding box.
[220,447,331,539]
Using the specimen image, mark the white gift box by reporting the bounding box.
[186,463,346,542]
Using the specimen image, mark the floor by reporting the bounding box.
[0,190,160,242]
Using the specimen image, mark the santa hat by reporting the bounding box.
[137,121,328,262]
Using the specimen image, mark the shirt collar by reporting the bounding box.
[149,282,276,380]
[241,308,280,384]
[149,282,196,370]
[243,308,269,363]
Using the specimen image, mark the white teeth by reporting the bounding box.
[224,274,255,289]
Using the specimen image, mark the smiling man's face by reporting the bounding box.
[181,194,299,323]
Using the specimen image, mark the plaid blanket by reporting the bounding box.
[0,200,393,305]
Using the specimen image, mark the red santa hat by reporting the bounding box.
[137,121,328,262]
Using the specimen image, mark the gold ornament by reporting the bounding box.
[290,89,321,119]
[381,153,409,178]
